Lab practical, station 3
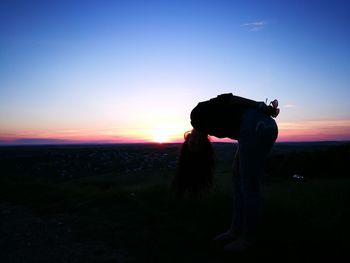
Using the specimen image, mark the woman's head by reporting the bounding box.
[186,129,209,152]
[173,129,215,195]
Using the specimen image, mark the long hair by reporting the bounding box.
[173,130,215,195]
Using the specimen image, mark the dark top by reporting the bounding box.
[190,93,245,139]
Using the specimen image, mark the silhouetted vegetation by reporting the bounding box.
[0,142,349,262]
[266,142,350,179]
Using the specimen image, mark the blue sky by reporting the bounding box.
[1,0,350,143]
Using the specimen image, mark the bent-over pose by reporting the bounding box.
[174,93,279,252]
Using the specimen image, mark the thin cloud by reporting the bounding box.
[284,104,298,108]
[241,21,266,31]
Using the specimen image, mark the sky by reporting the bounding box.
[1,0,350,144]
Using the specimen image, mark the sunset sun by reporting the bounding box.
[152,128,171,143]
[150,125,178,143]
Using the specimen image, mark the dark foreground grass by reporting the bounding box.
[1,168,349,263]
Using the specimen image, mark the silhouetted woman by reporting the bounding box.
[173,93,279,252]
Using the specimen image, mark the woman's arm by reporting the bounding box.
[223,93,279,118]
[228,94,262,108]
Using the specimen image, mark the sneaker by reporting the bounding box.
[223,238,255,252]
[213,230,239,243]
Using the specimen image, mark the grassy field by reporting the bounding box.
[0,142,349,262]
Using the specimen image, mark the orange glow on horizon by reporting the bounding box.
[276,119,350,142]
[1,119,349,144]
[149,125,183,143]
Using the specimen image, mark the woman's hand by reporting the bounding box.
[269,99,280,118]
[258,99,280,118]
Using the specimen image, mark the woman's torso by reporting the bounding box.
[190,95,245,139]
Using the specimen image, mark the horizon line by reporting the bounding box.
[1,140,349,147]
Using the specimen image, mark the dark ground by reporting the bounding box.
[0,142,349,262]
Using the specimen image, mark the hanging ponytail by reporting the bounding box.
[173,130,215,195]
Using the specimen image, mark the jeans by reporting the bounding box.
[231,108,278,239]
